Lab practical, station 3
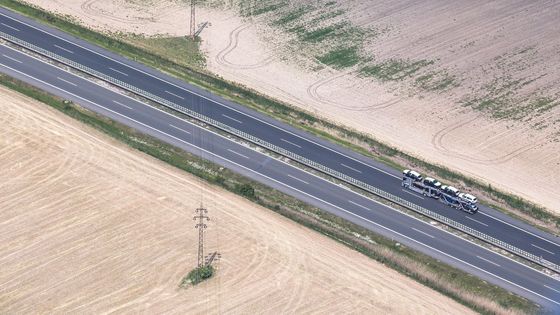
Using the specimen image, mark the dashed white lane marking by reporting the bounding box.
[280,138,302,148]
[287,174,309,185]
[222,114,243,124]
[164,90,185,100]
[531,244,555,255]
[53,44,74,54]
[401,189,424,199]
[477,255,501,267]
[169,124,191,135]
[112,100,132,109]
[412,227,435,239]
[227,148,249,159]
[349,200,370,211]
[340,163,362,173]
[56,77,77,87]
[1,22,20,32]
[544,285,560,294]
[2,54,22,63]
[109,67,129,76]
[465,216,489,227]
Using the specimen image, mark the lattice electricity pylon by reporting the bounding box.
[189,0,196,38]
[194,206,209,268]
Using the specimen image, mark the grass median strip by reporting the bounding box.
[0,71,538,314]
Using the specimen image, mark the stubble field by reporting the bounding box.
[0,86,474,313]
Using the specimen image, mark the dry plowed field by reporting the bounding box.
[0,87,473,313]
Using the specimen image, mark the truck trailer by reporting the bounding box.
[402,170,478,214]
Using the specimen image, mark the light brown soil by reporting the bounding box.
[0,87,475,313]
[20,0,560,213]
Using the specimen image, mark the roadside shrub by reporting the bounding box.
[235,183,256,200]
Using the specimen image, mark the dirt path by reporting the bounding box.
[0,87,476,313]
[20,0,560,213]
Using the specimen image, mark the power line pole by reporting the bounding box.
[189,0,196,38]
[194,205,209,269]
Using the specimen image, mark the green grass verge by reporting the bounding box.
[0,71,538,314]
[119,34,205,69]
[2,0,558,234]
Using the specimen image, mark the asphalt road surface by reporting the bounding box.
[0,8,559,311]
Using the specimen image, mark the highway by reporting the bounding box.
[0,9,558,268]
[0,8,559,310]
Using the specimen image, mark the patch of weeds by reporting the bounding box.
[316,46,360,68]
[239,0,287,17]
[273,5,313,26]
[415,71,459,91]
[360,59,434,81]
[299,23,342,42]
[462,75,558,119]
[533,97,559,113]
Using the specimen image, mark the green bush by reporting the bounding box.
[182,265,214,287]
[235,183,256,200]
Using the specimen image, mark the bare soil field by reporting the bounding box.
[0,87,475,313]
[19,0,560,213]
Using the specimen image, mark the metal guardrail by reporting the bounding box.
[3,31,559,274]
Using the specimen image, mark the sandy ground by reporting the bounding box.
[20,0,560,213]
[0,87,475,313]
